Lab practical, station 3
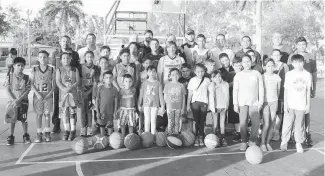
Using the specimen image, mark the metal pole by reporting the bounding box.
[256,0,262,53]
[27,9,32,67]
[104,0,118,45]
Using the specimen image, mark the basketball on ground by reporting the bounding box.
[93,135,109,150]
[124,133,141,150]
[245,145,264,165]
[204,134,219,149]
[109,132,123,149]
[71,137,89,154]
[140,132,154,148]
[155,132,166,147]
[166,135,182,149]
[180,131,195,147]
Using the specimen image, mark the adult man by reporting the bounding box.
[210,34,234,69]
[235,36,262,65]
[181,28,198,67]
[51,35,81,133]
[78,33,101,65]
[263,32,292,63]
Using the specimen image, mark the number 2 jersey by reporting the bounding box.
[32,65,54,96]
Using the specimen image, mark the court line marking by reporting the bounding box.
[16,147,325,165]
[314,148,325,155]
[15,143,35,164]
[0,141,71,146]
[310,129,324,136]
[76,162,85,176]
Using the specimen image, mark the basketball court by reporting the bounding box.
[0,70,324,176]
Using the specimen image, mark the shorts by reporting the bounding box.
[276,99,284,114]
[59,106,77,119]
[97,113,113,128]
[262,101,278,116]
[119,108,137,126]
[33,94,53,115]
[215,108,226,113]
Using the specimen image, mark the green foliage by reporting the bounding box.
[0,5,10,36]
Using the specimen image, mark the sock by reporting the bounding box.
[63,123,70,131]
[70,118,76,131]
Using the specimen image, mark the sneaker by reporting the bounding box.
[240,142,248,151]
[92,124,99,135]
[23,133,31,144]
[232,132,241,143]
[194,136,199,147]
[305,134,314,146]
[296,143,304,153]
[69,131,76,141]
[44,132,52,142]
[6,135,14,146]
[199,136,204,146]
[266,143,273,151]
[87,127,93,136]
[62,131,70,141]
[80,127,86,137]
[51,123,61,133]
[260,144,267,152]
[272,131,280,141]
[220,137,228,147]
[34,133,43,143]
[280,142,287,151]
[248,141,256,147]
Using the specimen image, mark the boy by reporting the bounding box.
[113,48,136,89]
[281,54,312,153]
[246,49,264,74]
[204,59,215,78]
[31,51,55,142]
[142,38,163,68]
[5,57,31,145]
[100,45,116,69]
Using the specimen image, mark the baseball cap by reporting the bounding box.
[186,28,195,35]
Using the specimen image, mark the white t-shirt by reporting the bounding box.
[209,81,229,109]
[263,74,281,102]
[188,77,211,104]
[78,46,101,65]
[284,70,312,110]
[157,55,185,84]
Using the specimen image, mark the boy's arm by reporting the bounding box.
[113,80,120,91]
[56,69,66,90]
[16,77,31,102]
[112,66,121,91]
[208,83,215,113]
[157,58,163,84]
[225,83,230,109]
[283,74,289,113]
[158,82,165,110]
[138,83,144,110]
[277,77,281,98]
[305,74,312,113]
[114,91,118,119]
[311,71,317,98]
[187,90,193,112]
[96,86,101,115]
[257,72,264,108]
[70,69,80,88]
[44,69,56,99]
[30,68,43,99]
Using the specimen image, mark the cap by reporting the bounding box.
[186,28,195,35]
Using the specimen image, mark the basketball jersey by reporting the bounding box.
[6,73,30,100]
[193,48,210,64]
[59,66,77,87]
[159,55,185,83]
[33,66,54,96]
[81,64,98,87]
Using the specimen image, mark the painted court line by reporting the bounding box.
[15,143,35,164]
[16,147,325,165]
[0,141,71,146]
[315,148,325,155]
[310,129,324,136]
[76,162,85,176]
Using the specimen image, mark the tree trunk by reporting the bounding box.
[256,0,262,53]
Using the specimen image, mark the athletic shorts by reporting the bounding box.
[97,113,113,128]
[33,94,53,115]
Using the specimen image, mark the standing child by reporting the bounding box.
[209,70,229,147]
[204,59,216,78]
[5,57,31,145]
[140,58,152,83]
[56,52,80,141]
[31,51,55,142]
[187,63,211,146]
[164,68,186,135]
[246,50,264,74]
[281,54,311,153]
[260,58,281,151]
[233,54,264,151]
[113,48,136,89]
[99,45,116,68]
[192,34,213,65]
[142,38,164,68]
[138,66,165,135]
[96,71,118,136]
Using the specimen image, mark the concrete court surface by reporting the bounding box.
[0,69,323,176]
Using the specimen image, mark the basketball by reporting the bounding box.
[155,132,166,147]
[179,131,195,147]
[124,133,141,150]
[93,135,109,150]
[140,132,154,148]
[109,132,123,149]
[71,137,89,154]
[245,145,264,165]
[204,134,219,149]
[166,135,182,149]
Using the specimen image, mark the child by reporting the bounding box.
[79,51,99,136]
[187,63,211,146]
[138,66,165,135]
[281,54,311,153]
[99,45,116,68]
[164,68,186,135]
[260,58,281,151]
[209,70,229,147]
[140,58,152,83]
[142,38,164,68]
[128,42,142,90]
[6,48,18,72]
[192,34,213,65]
[118,74,137,140]
[5,57,31,145]
[246,49,264,74]
[56,52,80,141]
[157,41,185,85]
[204,59,216,78]
[96,71,118,136]
[271,49,289,141]
[31,50,55,142]
[113,48,136,89]
[233,54,264,151]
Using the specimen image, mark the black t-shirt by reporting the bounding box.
[142,53,164,68]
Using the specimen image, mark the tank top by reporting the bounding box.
[33,65,54,96]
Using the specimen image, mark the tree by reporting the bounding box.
[42,0,84,36]
[0,5,10,37]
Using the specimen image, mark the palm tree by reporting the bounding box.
[42,0,84,36]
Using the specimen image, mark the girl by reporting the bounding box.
[56,52,80,141]
[261,58,281,151]
[187,63,211,146]
[233,54,264,151]
[209,70,229,147]
[163,68,186,136]
[140,58,152,83]
[138,66,165,135]
[192,34,213,65]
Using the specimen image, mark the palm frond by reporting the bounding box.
[68,0,83,7]
[67,6,84,21]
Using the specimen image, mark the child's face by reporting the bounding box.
[247,52,256,64]
[61,54,71,66]
[241,56,252,70]
[150,41,159,51]
[142,59,151,69]
[205,62,215,73]
[10,53,17,59]
[129,44,138,55]
[101,49,110,57]
[147,69,157,79]
[181,67,191,78]
[166,45,177,55]
[241,37,251,49]
[195,66,205,78]
[170,70,180,82]
[85,53,94,65]
[120,53,130,64]
[220,57,230,68]
[212,73,222,84]
[271,51,282,62]
[292,60,304,70]
[296,41,307,53]
[123,77,133,89]
[103,74,113,84]
[99,59,109,70]
[233,63,242,73]
[264,61,275,73]
[38,53,49,65]
[197,37,206,47]
[13,62,25,73]
[186,34,195,42]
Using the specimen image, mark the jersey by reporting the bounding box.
[113,63,135,88]
[81,64,99,92]
[157,55,185,84]
[32,65,54,96]
[58,66,79,107]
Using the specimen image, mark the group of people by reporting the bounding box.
[4,28,317,153]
